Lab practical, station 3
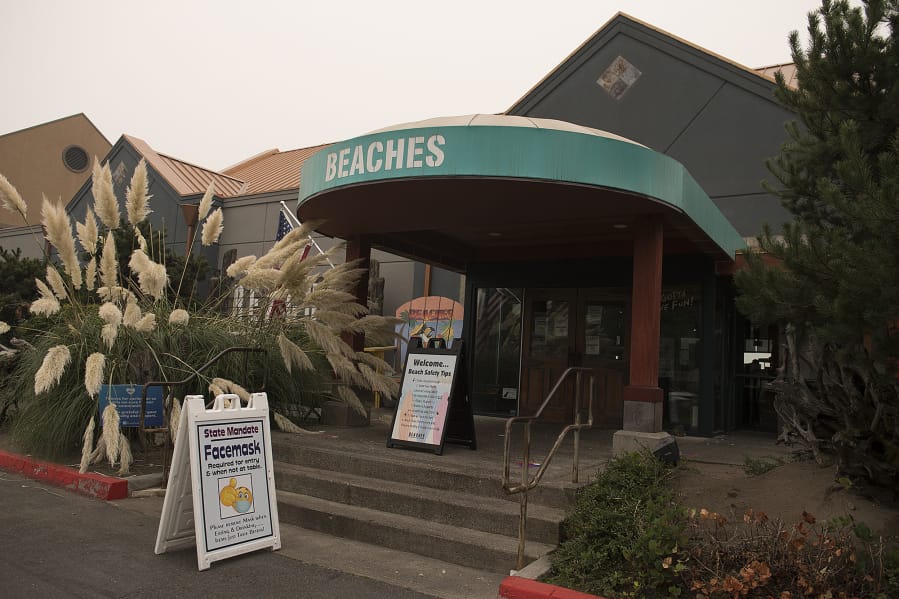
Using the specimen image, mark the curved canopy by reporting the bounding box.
[298,114,742,271]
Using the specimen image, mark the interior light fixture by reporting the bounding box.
[612,224,628,229]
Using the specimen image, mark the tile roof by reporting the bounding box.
[222,143,331,195]
[123,134,247,198]
[754,63,798,89]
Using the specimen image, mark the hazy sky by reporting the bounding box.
[2,1,828,171]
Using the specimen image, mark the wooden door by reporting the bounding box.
[577,289,629,428]
[519,288,630,425]
[519,288,577,421]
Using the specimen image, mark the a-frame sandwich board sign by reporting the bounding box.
[155,392,281,570]
[387,342,476,455]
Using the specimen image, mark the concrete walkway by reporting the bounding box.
[0,411,792,598]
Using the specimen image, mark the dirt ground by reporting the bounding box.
[674,457,899,540]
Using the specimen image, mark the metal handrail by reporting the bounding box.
[501,366,595,570]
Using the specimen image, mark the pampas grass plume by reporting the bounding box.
[84,352,105,398]
[117,433,133,476]
[41,195,82,289]
[129,250,168,299]
[0,321,9,335]
[123,297,141,327]
[226,255,256,279]
[102,403,121,466]
[198,182,214,220]
[92,159,119,229]
[100,231,118,290]
[208,382,226,399]
[125,159,151,226]
[34,344,71,395]
[277,333,313,373]
[170,398,182,443]
[168,308,189,326]
[79,417,95,474]
[45,266,67,300]
[212,377,249,402]
[84,257,97,291]
[145,261,169,299]
[239,267,281,293]
[0,173,27,219]
[35,279,55,301]
[201,207,223,246]
[30,296,60,317]
[134,227,148,251]
[99,302,122,326]
[135,313,156,333]
[273,411,320,434]
[76,208,99,255]
[101,323,118,349]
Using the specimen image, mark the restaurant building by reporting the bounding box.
[296,13,796,438]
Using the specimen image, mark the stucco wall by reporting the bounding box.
[0,115,110,227]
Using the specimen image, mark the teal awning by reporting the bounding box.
[298,115,743,269]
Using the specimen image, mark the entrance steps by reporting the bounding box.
[272,433,570,576]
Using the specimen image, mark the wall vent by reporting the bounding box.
[62,145,89,172]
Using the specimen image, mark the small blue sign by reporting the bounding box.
[99,384,164,427]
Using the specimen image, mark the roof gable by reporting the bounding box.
[122,135,246,198]
[508,13,783,117]
[506,13,797,237]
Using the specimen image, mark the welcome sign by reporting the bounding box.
[388,345,475,454]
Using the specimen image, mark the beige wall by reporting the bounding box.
[0,114,110,227]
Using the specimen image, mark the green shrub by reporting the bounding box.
[544,451,689,598]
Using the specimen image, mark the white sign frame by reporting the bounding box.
[155,392,281,570]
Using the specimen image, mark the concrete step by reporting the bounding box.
[271,437,574,510]
[277,490,555,574]
[274,461,564,545]
[277,523,506,599]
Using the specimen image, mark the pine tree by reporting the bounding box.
[736,0,899,492]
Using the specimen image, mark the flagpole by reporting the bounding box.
[279,201,336,269]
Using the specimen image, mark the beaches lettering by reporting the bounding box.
[325,134,445,181]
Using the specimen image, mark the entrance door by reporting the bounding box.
[520,288,628,426]
[520,288,577,422]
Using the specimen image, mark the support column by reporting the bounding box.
[623,217,664,432]
[343,236,371,352]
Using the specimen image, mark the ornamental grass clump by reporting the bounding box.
[1,161,400,465]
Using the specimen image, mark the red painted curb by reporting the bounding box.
[0,450,129,500]
[498,577,605,599]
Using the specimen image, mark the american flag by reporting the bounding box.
[276,208,293,241]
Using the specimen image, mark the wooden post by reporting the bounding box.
[623,217,665,432]
[343,236,371,352]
